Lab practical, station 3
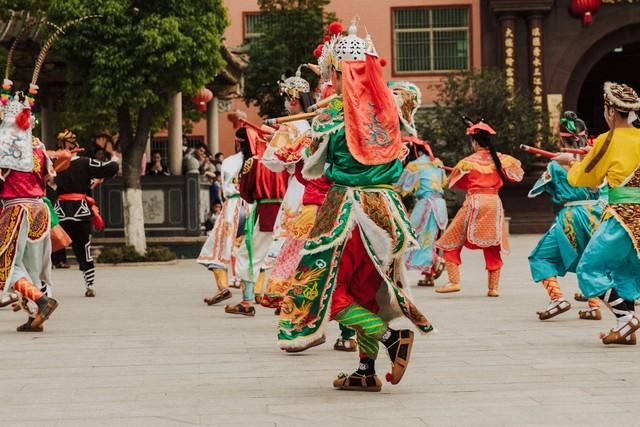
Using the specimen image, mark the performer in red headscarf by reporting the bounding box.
[435,121,524,297]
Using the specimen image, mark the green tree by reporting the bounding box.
[21,0,229,252]
[419,68,552,169]
[243,0,334,118]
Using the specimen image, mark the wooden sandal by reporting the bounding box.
[574,293,588,302]
[31,298,58,328]
[16,318,43,332]
[224,303,256,317]
[579,308,602,320]
[433,259,445,280]
[601,330,637,345]
[417,277,434,287]
[0,292,19,308]
[537,299,571,320]
[333,338,357,352]
[333,372,382,392]
[386,329,414,385]
[601,316,640,345]
[204,288,232,306]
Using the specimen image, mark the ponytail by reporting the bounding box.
[473,131,508,184]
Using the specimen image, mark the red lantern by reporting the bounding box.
[570,0,601,26]
[192,87,213,112]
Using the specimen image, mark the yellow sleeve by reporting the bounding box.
[567,133,608,188]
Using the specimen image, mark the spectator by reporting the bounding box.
[93,148,110,162]
[214,152,224,173]
[146,150,170,176]
[204,202,222,231]
[210,171,223,206]
[183,143,207,174]
[105,139,123,176]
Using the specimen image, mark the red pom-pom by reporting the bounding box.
[15,108,31,131]
[328,22,343,35]
[323,35,331,42]
[380,58,387,67]
[313,47,323,58]
[385,372,392,383]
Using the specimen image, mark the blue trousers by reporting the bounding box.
[577,217,640,301]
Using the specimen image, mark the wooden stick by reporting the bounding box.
[239,118,276,135]
[520,144,557,159]
[264,111,318,126]
[308,94,338,112]
[560,147,588,155]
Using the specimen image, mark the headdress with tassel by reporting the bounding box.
[0,15,99,173]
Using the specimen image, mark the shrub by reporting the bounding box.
[97,246,176,264]
[418,68,554,171]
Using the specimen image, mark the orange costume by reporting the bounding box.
[436,148,524,295]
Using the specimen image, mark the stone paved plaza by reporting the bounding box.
[1,234,639,426]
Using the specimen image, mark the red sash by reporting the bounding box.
[57,193,105,229]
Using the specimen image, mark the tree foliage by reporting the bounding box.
[243,0,334,118]
[0,0,229,250]
[419,68,553,169]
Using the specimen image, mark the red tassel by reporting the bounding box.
[15,108,31,130]
[583,12,592,25]
[328,22,343,35]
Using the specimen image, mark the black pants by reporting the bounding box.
[54,220,95,287]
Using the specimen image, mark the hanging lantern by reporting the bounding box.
[570,0,601,26]
[192,87,213,112]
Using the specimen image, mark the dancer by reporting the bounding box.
[224,127,288,316]
[555,82,640,345]
[396,137,448,287]
[197,140,251,306]
[52,129,118,297]
[0,90,58,331]
[260,67,314,300]
[528,111,604,321]
[277,19,433,392]
[435,121,524,296]
[260,66,358,352]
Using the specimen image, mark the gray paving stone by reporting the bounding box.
[0,234,639,426]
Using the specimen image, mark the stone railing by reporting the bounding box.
[93,175,211,238]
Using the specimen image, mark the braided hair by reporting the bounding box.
[472,130,508,184]
[560,111,588,148]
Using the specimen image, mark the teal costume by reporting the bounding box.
[528,161,605,282]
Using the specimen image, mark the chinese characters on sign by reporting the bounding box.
[530,25,544,111]
[504,26,515,94]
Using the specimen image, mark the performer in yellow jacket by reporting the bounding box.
[555,82,640,345]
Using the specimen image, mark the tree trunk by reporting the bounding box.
[118,105,153,254]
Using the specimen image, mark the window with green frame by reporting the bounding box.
[244,13,265,44]
[393,7,470,73]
